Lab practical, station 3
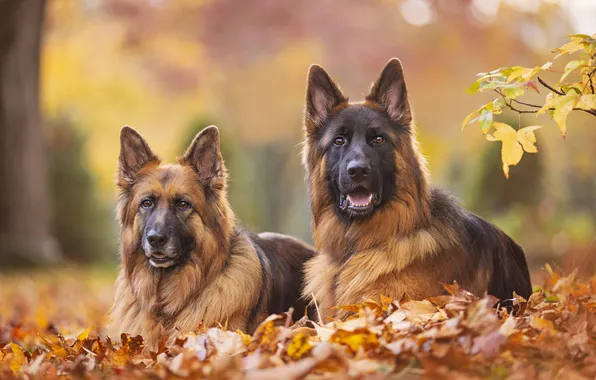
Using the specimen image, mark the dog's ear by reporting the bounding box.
[366,58,412,126]
[181,125,225,187]
[119,126,159,184]
[305,64,347,135]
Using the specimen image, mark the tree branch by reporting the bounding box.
[511,98,542,108]
[503,99,539,114]
[537,77,565,95]
[495,89,596,117]
[576,108,596,117]
[495,90,541,114]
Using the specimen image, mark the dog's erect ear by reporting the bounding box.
[119,126,159,184]
[366,58,412,126]
[182,126,224,186]
[305,64,347,134]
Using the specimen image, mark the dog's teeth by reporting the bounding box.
[347,193,373,208]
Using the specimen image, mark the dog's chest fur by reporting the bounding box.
[108,234,264,348]
[304,214,491,320]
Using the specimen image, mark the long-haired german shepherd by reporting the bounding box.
[108,126,315,347]
[301,58,532,320]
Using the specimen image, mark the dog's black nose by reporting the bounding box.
[347,161,370,181]
[147,230,168,248]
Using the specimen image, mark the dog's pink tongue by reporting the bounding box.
[347,193,372,206]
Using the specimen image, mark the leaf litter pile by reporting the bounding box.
[1,266,595,379]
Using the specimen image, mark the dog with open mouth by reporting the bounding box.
[108,126,315,348]
[301,58,532,320]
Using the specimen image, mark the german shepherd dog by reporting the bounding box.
[301,58,532,320]
[108,126,315,347]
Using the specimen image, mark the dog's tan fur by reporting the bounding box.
[109,126,314,347]
[301,59,532,320]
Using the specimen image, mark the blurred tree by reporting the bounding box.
[48,117,115,263]
[0,0,59,268]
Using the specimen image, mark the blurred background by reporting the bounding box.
[1,0,595,279]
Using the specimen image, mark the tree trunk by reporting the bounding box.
[0,0,59,268]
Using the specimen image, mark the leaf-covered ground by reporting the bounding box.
[1,266,595,379]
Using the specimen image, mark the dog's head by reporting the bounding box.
[117,126,232,270]
[303,58,426,221]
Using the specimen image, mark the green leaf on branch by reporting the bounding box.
[461,99,504,132]
[463,33,595,173]
[560,60,587,81]
[502,83,526,98]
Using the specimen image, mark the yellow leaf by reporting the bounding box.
[544,263,561,284]
[235,330,252,346]
[40,337,69,358]
[560,60,586,81]
[380,294,393,310]
[250,314,281,351]
[77,326,92,341]
[516,126,542,153]
[466,81,480,94]
[576,95,596,110]
[461,109,480,130]
[537,92,557,116]
[330,328,379,353]
[553,39,584,59]
[332,304,361,313]
[508,62,552,82]
[112,346,130,367]
[286,332,313,359]
[529,316,555,335]
[486,122,523,178]
[9,343,26,375]
[552,93,579,137]
[506,66,527,82]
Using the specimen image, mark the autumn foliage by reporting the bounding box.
[1,267,595,379]
[463,33,596,177]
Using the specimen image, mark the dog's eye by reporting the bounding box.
[334,136,346,146]
[372,136,385,145]
[177,200,191,211]
[140,199,154,209]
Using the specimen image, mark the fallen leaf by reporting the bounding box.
[9,343,25,375]
[286,332,313,359]
[77,326,91,341]
[330,328,379,353]
[471,331,506,358]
